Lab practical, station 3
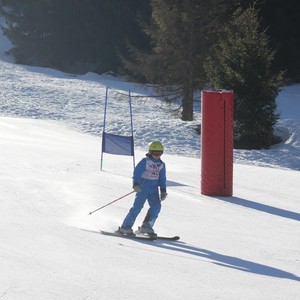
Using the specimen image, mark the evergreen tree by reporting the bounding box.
[122,0,230,121]
[229,0,300,82]
[259,0,300,82]
[205,6,284,149]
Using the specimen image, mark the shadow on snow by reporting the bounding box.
[83,228,299,282]
[215,196,300,222]
[152,240,300,282]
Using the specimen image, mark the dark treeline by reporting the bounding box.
[0,0,299,81]
[0,0,151,74]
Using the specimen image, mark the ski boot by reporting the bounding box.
[116,226,134,235]
[135,225,157,238]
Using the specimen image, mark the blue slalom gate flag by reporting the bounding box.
[100,87,135,170]
[102,132,134,156]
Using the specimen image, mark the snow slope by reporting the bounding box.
[0,18,299,299]
[1,117,299,299]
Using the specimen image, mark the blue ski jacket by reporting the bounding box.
[133,154,166,193]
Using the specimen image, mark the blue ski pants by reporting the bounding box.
[121,189,161,228]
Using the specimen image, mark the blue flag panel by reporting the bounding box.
[102,132,134,156]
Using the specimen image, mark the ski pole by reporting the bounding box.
[88,191,134,215]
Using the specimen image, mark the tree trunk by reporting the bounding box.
[181,0,194,121]
[181,32,194,120]
[181,81,194,121]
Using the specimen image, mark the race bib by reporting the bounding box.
[141,158,163,180]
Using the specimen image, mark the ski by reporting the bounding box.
[135,232,180,241]
[134,227,180,241]
[99,230,180,241]
[156,235,180,241]
[99,230,156,241]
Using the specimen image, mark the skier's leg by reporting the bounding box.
[121,192,147,228]
[142,191,161,228]
[142,211,151,225]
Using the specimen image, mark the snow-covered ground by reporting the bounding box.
[0,18,299,299]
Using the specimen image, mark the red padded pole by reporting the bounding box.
[201,90,234,196]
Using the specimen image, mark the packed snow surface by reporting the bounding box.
[0,17,299,299]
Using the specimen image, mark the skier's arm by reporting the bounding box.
[159,163,167,200]
[133,158,146,187]
[159,163,167,190]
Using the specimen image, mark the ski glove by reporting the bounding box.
[133,184,141,193]
[160,191,168,201]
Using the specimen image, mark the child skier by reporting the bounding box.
[117,141,167,236]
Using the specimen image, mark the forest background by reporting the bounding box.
[0,0,299,82]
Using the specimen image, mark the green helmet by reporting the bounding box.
[148,141,164,151]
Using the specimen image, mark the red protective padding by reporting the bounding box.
[201,90,234,196]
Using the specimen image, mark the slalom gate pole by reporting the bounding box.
[88,191,134,215]
[128,90,136,169]
[100,87,109,171]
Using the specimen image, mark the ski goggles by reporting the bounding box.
[151,150,163,156]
